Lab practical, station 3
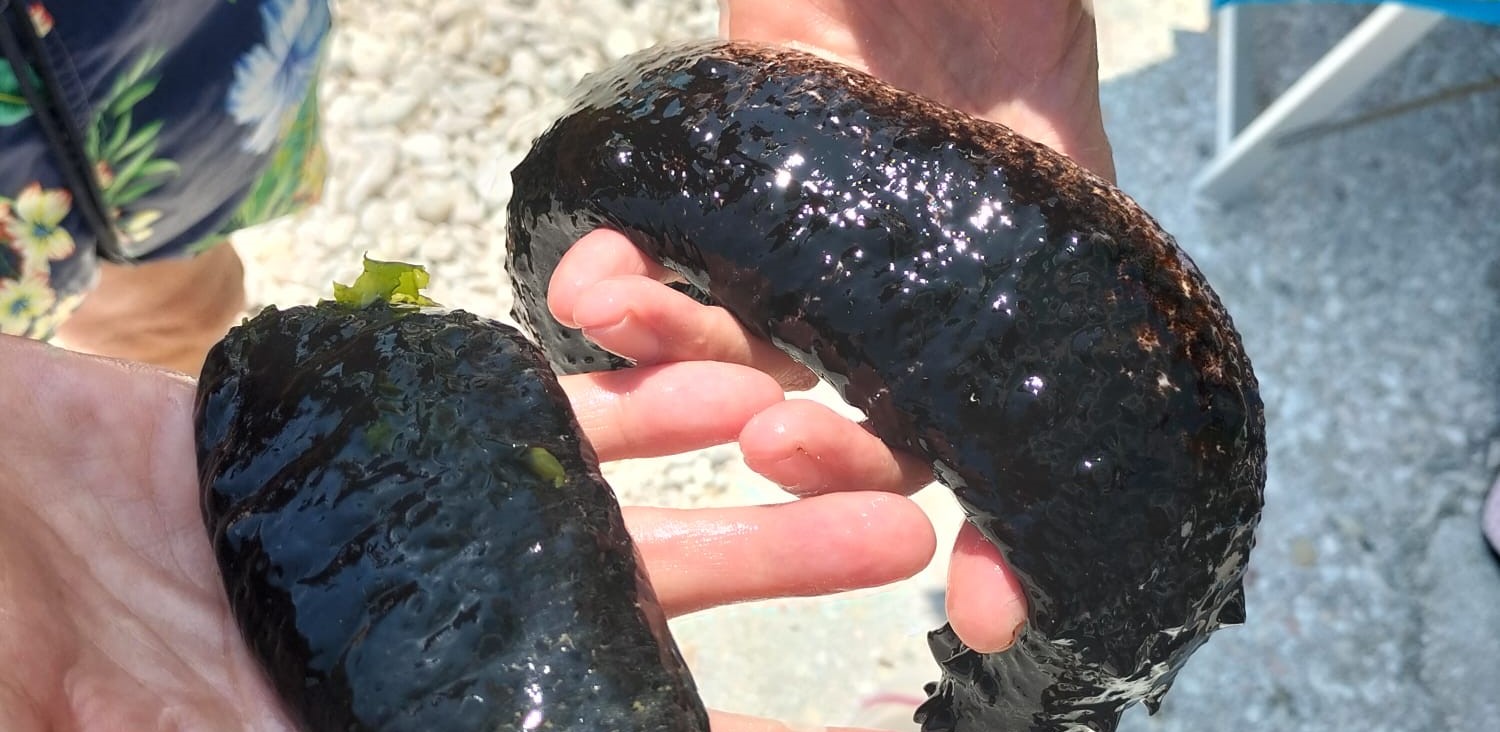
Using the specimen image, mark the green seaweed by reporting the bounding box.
[331,257,439,309]
[524,447,567,487]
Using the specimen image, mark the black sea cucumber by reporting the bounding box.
[194,265,710,731]
[505,40,1266,731]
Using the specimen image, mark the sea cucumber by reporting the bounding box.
[505,40,1266,731]
[194,272,711,731]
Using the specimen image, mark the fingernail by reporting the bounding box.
[766,448,824,493]
[581,316,661,363]
[1000,619,1027,651]
[983,596,1028,653]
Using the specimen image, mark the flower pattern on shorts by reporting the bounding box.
[6,183,76,263]
[0,182,74,335]
[0,275,55,326]
[0,1,329,338]
[227,0,331,154]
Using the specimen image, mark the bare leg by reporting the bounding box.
[55,243,246,376]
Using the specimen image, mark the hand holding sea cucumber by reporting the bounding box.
[546,0,1121,657]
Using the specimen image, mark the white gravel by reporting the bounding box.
[229,1,1199,727]
[238,0,723,319]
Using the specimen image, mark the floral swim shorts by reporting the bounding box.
[0,0,331,338]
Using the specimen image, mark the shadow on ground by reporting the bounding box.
[1097,7,1500,731]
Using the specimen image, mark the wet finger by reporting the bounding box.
[944,522,1027,653]
[626,492,936,618]
[560,362,783,461]
[548,228,680,328]
[739,400,934,496]
[572,275,815,390]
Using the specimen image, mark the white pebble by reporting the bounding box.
[498,86,534,117]
[413,183,459,224]
[345,34,396,78]
[400,132,449,164]
[451,193,486,225]
[508,48,541,80]
[431,112,484,137]
[384,9,425,35]
[323,94,360,128]
[603,27,639,60]
[359,92,423,128]
[318,214,359,248]
[439,25,470,56]
[358,202,391,233]
[340,143,399,209]
[473,159,513,208]
[388,199,417,227]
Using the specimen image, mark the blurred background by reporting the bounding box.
[233,1,1500,729]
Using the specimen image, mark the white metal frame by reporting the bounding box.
[1192,3,1446,203]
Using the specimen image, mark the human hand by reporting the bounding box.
[547,1,1114,655]
[0,334,931,731]
[718,0,1115,180]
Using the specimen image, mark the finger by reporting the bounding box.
[548,229,680,328]
[572,274,817,391]
[710,709,886,732]
[559,362,784,461]
[945,523,1027,653]
[739,400,933,497]
[625,492,936,617]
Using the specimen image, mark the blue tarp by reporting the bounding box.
[1212,0,1500,24]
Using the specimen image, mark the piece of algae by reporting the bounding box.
[331,256,441,308]
[525,447,567,487]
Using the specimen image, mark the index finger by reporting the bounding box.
[558,361,784,461]
[548,229,681,328]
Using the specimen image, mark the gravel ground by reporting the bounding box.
[232,2,1500,730]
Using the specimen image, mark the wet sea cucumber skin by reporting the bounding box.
[506,40,1266,731]
[195,303,710,732]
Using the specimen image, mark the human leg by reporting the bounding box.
[55,242,246,375]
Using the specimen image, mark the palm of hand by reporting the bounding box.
[0,338,926,732]
[0,344,292,731]
[722,0,1115,179]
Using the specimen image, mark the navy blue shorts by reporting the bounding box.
[0,0,331,338]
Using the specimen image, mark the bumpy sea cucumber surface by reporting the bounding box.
[506,40,1266,731]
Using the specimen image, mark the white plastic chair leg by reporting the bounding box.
[1216,5,1256,152]
[1193,3,1446,204]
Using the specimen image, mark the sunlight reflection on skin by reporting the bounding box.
[631,515,761,547]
